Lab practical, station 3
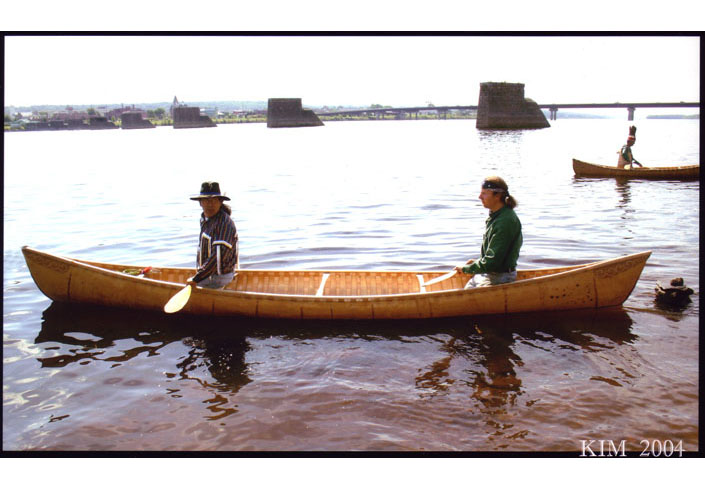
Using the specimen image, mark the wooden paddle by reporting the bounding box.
[421,270,457,287]
[164,284,192,313]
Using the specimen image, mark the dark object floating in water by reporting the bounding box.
[655,277,694,306]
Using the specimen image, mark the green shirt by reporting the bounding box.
[620,144,638,163]
[462,205,523,274]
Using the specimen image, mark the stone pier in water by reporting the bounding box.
[173,106,216,129]
[121,112,155,129]
[267,98,324,128]
[476,82,550,129]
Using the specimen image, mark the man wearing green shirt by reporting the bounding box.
[454,176,523,288]
[618,125,642,169]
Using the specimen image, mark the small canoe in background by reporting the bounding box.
[573,158,700,180]
[22,246,651,320]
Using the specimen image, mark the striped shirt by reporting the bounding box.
[193,207,239,283]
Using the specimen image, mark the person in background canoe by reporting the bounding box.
[186,181,239,289]
[454,176,522,288]
[617,125,643,169]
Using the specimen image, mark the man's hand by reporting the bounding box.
[455,260,474,273]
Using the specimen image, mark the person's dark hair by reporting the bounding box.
[221,200,232,215]
[483,176,518,209]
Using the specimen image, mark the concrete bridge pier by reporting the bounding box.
[627,107,635,121]
[548,107,558,120]
[476,82,550,129]
[267,98,324,128]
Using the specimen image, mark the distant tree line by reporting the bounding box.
[146,108,166,119]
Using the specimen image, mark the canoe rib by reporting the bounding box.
[573,158,699,180]
[21,246,651,320]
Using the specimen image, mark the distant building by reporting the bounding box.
[50,109,91,121]
[170,96,184,117]
[23,114,117,131]
[106,105,148,120]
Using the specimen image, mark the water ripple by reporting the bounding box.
[3,119,699,451]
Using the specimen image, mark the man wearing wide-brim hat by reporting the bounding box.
[186,181,239,289]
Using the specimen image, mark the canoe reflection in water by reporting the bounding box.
[36,303,253,396]
[37,303,635,419]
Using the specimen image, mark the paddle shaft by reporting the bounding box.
[422,270,457,287]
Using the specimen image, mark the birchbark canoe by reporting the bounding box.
[573,158,700,180]
[22,246,651,320]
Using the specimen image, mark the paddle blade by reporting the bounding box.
[164,285,192,313]
[422,270,457,287]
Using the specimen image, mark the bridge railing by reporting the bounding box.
[316,102,699,120]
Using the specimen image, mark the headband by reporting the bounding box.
[482,181,508,194]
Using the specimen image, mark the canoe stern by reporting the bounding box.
[22,246,72,303]
[592,251,651,307]
[22,246,183,311]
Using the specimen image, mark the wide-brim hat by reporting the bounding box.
[190,181,231,201]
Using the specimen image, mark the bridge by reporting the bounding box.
[316,102,699,121]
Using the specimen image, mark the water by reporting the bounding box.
[3,118,699,452]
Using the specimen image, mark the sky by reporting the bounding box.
[4,35,701,110]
